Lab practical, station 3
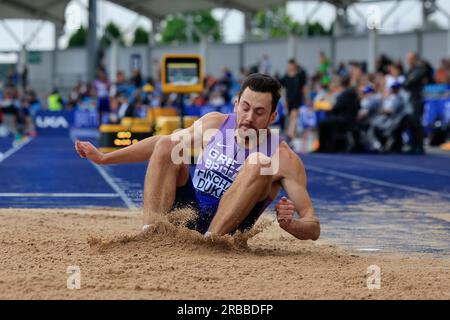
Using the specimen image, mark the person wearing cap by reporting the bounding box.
[370,81,415,152]
[384,62,405,97]
[355,84,383,151]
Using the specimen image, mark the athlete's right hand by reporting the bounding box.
[75,140,105,164]
[275,196,295,230]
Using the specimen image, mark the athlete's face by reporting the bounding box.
[234,87,277,133]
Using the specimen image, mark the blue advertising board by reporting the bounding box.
[35,109,99,135]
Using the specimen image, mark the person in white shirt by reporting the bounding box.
[384,63,405,96]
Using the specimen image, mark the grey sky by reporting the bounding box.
[0,0,449,51]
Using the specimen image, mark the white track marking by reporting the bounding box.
[91,162,137,209]
[0,137,33,164]
[0,193,118,197]
[308,153,450,178]
[307,165,450,200]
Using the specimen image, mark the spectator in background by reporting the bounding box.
[77,85,98,110]
[110,70,128,96]
[348,61,364,89]
[21,65,28,91]
[116,93,129,120]
[68,82,82,109]
[209,88,225,107]
[249,64,259,74]
[318,51,331,86]
[312,80,330,104]
[435,58,450,84]
[107,96,121,124]
[259,54,272,75]
[336,62,348,78]
[297,104,317,153]
[204,74,217,96]
[6,67,18,87]
[376,54,393,75]
[280,59,308,141]
[131,68,143,88]
[384,62,405,96]
[356,84,383,151]
[403,52,429,154]
[93,68,111,125]
[368,71,385,95]
[238,67,249,85]
[217,67,233,104]
[317,76,360,153]
[16,98,35,137]
[47,88,64,111]
[370,82,415,152]
[422,58,435,85]
[24,88,41,117]
[0,87,19,139]
[125,89,148,118]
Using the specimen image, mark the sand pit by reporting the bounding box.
[0,208,449,300]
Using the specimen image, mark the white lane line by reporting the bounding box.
[0,193,119,197]
[0,137,34,164]
[307,165,450,200]
[70,133,136,209]
[91,163,137,209]
[357,248,381,252]
[308,153,450,178]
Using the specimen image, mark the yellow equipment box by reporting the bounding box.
[154,116,198,135]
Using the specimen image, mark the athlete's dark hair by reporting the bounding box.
[238,73,281,113]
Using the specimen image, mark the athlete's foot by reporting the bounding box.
[203,231,212,239]
[142,224,155,231]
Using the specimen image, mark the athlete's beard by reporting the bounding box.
[236,124,270,150]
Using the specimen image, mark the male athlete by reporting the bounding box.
[75,73,320,240]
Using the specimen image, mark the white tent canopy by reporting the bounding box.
[95,0,360,19]
[0,0,365,24]
[0,0,69,25]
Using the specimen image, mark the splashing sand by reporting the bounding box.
[87,208,273,255]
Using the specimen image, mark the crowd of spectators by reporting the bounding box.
[1,50,449,153]
[276,51,448,154]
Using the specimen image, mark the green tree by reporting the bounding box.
[191,10,221,42]
[253,6,302,38]
[100,22,124,47]
[159,10,221,44]
[160,15,187,44]
[68,26,87,47]
[251,5,330,38]
[133,26,149,45]
[306,21,332,36]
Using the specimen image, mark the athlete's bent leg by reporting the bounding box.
[143,137,189,225]
[207,152,278,235]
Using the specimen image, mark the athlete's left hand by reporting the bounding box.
[275,196,295,229]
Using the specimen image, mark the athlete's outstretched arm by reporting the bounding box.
[75,135,162,165]
[276,144,320,240]
[74,112,226,165]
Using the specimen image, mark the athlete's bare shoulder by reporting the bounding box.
[196,112,228,131]
[277,141,306,178]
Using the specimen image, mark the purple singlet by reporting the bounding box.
[185,113,279,233]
